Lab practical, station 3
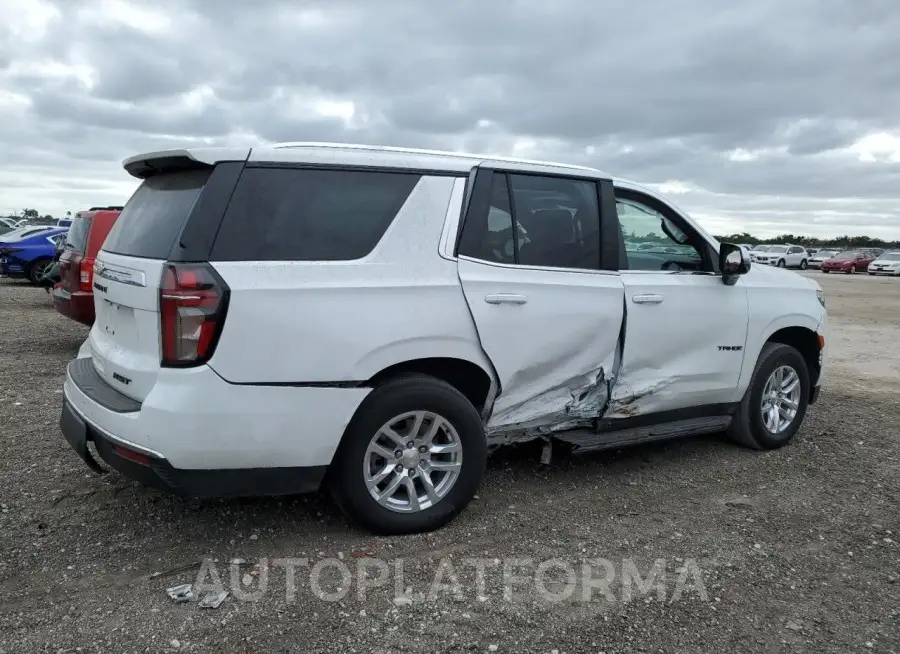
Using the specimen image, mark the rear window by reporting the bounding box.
[65,215,92,253]
[103,169,211,259]
[210,167,420,261]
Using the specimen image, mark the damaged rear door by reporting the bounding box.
[455,168,625,434]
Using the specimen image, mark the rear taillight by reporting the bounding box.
[78,256,92,292]
[159,263,229,367]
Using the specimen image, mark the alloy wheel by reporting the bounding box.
[760,365,801,434]
[363,410,463,513]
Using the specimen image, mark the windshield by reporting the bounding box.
[880,252,900,261]
[64,215,92,253]
[837,251,861,258]
[753,245,771,251]
[768,246,789,253]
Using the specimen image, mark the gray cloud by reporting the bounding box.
[1,0,899,238]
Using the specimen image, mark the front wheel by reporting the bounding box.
[329,375,487,535]
[799,259,808,270]
[728,342,810,450]
[777,259,786,268]
[847,265,857,274]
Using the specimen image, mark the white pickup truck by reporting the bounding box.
[59,143,828,534]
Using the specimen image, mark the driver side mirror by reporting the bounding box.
[720,243,750,286]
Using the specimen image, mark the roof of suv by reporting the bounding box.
[122,142,607,180]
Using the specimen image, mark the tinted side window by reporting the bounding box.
[103,169,211,259]
[211,168,420,262]
[458,172,601,271]
[457,173,517,264]
[509,174,600,270]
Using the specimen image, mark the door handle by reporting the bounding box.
[484,293,528,305]
[632,293,664,304]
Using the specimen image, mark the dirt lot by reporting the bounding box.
[0,271,898,654]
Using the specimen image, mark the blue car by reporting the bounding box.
[0,226,69,283]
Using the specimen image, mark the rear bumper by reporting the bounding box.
[52,287,95,326]
[60,398,327,497]
[0,258,25,276]
[61,356,371,495]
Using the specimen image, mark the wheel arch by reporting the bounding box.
[364,356,496,416]
[737,314,822,404]
[766,326,821,397]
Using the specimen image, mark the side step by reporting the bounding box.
[556,416,732,453]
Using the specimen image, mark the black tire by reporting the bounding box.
[799,259,808,270]
[847,265,856,274]
[27,258,52,284]
[777,259,786,268]
[727,342,811,451]
[822,269,829,273]
[329,375,487,535]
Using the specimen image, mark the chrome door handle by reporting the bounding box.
[484,294,528,305]
[632,293,663,304]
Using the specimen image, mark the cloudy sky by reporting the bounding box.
[2,0,899,239]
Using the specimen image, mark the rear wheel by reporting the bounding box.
[329,375,487,535]
[799,259,808,270]
[847,265,857,274]
[728,342,810,450]
[27,258,52,284]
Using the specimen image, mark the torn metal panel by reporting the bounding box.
[483,294,629,444]
[603,376,679,419]
[485,364,615,443]
[456,254,627,444]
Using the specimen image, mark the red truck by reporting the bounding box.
[52,207,122,326]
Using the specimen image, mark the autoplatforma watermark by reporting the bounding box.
[190,556,708,605]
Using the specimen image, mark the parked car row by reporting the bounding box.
[746,244,899,276]
[1,207,124,323]
[820,249,897,274]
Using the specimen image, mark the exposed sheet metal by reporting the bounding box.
[486,364,614,439]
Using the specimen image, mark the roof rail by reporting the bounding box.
[270,141,600,173]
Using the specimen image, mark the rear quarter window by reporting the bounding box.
[102,169,211,259]
[209,167,420,261]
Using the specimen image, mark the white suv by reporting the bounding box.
[750,244,810,269]
[60,143,828,534]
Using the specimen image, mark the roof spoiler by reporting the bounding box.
[122,148,251,179]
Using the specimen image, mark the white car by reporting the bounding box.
[750,244,810,269]
[59,143,828,534]
[867,251,900,276]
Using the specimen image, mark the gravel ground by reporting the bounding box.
[0,272,898,653]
